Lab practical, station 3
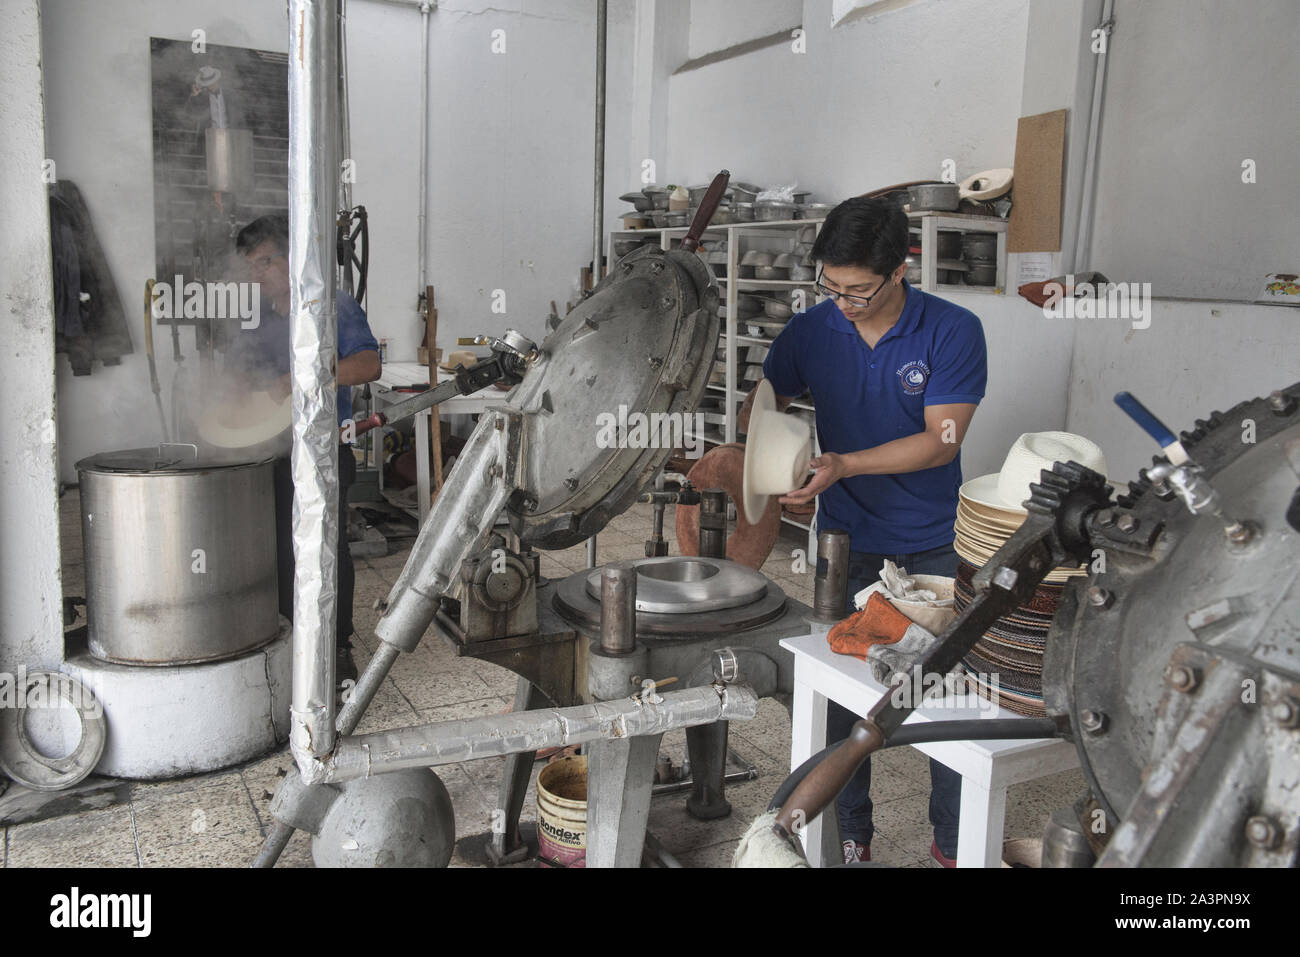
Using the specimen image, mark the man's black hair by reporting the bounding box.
[235,214,289,255]
[810,197,909,276]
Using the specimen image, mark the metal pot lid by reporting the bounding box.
[503,244,719,549]
[76,445,272,473]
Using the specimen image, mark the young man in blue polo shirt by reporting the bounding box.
[758,197,988,866]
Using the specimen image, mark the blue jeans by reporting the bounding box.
[827,543,962,857]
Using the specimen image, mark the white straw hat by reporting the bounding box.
[960,431,1106,514]
[742,380,812,524]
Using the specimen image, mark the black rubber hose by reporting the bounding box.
[767,718,1061,812]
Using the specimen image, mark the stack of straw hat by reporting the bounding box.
[953,432,1107,715]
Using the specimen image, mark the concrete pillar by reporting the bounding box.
[0,0,63,672]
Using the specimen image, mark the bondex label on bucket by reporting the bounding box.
[538,817,586,868]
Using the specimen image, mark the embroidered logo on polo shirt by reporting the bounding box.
[897,360,930,395]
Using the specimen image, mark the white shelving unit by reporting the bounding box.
[609,218,825,558]
[908,211,1009,295]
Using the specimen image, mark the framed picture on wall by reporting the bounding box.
[149,36,288,335]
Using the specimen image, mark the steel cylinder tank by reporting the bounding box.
[77,447,280,666]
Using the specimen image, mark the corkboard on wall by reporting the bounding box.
[1007,108,1067,253]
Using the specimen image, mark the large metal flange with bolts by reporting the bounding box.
[1041,383,1300,866]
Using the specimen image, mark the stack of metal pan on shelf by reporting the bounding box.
[613,236,661,259]
[961,231,998,286]
[904,227,999,286]
[620,181,835,230]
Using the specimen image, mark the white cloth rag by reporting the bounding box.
[880,559,938,602]
[733,810,809,868]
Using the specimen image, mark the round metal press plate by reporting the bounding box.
[504,244,719,549]
[582,556,768,614]
[553,564,788,637]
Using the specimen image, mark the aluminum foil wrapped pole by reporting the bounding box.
[310,681,758,785]
[288,0,342,767]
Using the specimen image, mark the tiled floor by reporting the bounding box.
[2,495,1084,868]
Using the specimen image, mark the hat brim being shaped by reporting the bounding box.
[199,390,290,449]
[742,379,812,525]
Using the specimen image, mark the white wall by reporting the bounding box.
[1087,0,1300,301]
[1066,303,1300,479]
[1,0,63,671]
[423,0,636,359]
[666,0,1031,199]
[687,0,801,59]
[344,0,425,362]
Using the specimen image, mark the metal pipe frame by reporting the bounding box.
[1073,0,1114,274]
[314,682,759,785]
[591,0,607,279]
[288,0,342,767]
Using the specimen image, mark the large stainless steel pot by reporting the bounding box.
[77,447,279,666]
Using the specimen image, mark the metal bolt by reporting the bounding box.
[650,261,664,274]
[1272,697,1300,729]
[648,356,664,370]
[1096,509,1116,528]
[275,767,288,778]
[1080,710,1108,734]
[1245,815,1281,850]
[493,417,505,431]
[1268,390,1296,415]
[564,477,579,491]
[992,566,1018,590]
[522,497,537,513]
[372,597,389,613]
[487,464,504,480]
[660,297,676,310]
[1225,522,1255,545]
[1167,664,1200,693]
[1087,586,1114,609]
[1116,513,1139,533]
[263,790,275,801]
[712,647,740,684]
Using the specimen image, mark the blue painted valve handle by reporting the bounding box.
[1114,392,1179,450]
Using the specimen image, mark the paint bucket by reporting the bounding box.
[536,754,587,868]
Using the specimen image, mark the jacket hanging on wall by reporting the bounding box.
[49,180,132,375]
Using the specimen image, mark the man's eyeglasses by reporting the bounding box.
[813,270,888,309]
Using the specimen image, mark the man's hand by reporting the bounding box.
[780,452,843,505]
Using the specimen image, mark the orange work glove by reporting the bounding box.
[827,592,913,661]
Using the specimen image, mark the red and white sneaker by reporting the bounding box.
[842,840,871,864]
[930,840,956,868]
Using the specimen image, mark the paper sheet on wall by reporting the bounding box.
[1016,253,1054,287]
